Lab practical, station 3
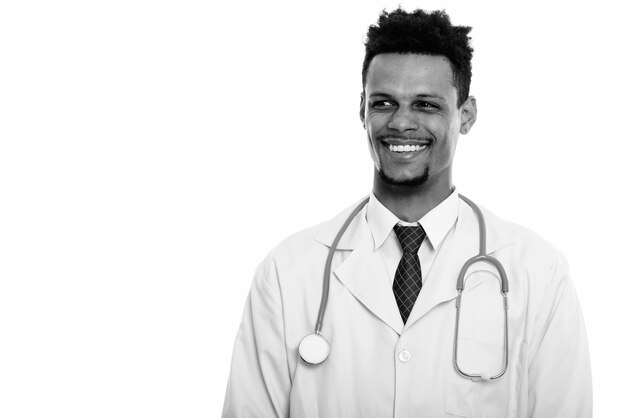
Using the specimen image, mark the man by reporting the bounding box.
[222,8,592,418]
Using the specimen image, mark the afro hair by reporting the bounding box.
[362,8,474,107]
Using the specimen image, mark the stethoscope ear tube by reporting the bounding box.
[453,257,510,381]
[454,195,510,381]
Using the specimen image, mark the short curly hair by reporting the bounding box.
[362,8,473,107]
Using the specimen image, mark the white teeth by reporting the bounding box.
[387,143,426,153]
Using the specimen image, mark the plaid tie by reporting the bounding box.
[393,224,426,324]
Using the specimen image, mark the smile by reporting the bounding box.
[382,142,428,153]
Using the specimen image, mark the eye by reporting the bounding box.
[415,101,440,111]
[370,100,395,110]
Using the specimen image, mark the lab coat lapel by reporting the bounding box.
[404,200,514,330]
[314,200,404,335]
[333,237,405,335]
[313,197,514,335]
[403,225,473,330]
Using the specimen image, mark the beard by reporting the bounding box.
[377,166,430,187]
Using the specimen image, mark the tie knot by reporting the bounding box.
[393,224,426,253]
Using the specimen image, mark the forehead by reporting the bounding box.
[365,53,456,99]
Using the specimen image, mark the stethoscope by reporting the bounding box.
[298,194,510,382]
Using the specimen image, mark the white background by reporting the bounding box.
[1,0,623,416]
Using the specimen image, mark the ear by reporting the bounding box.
[359,93,366,128]
[459,96,477,135]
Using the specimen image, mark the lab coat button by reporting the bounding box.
[398,350,411,363]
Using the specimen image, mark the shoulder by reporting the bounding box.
[477,203,569,275]
[268,198,367,260]
[252,199,366,288]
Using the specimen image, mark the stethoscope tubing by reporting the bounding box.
[315,197,370,335]
[309,194,510,381]
[455,195,510,380]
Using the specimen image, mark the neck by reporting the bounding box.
[372,171,453,222]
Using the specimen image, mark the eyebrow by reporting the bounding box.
[368,91,446,101]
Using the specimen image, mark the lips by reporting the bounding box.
[385,143,427,153]
[380,137,431,154]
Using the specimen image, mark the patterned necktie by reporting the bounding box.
[393,224,426,324]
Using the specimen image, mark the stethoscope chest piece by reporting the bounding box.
[299,333,330,365]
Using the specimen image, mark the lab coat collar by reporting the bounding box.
[313,195,515,335]
[314,195,513,254]
[313,197,371,250]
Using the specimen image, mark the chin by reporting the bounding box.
[378,168,430,187]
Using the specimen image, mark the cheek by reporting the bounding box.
[365,113,388,133]
[365,120,379,147]
[367,133,381,161]
[435,134,459,166]
[422,122,457,161]
[365,126,382,169]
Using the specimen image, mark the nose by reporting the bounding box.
[387,107,418,132]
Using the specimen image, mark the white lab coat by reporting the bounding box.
[222,198,592,417]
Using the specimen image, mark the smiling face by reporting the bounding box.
[361,53,476,191]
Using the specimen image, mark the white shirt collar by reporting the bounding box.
[366,189,460,251]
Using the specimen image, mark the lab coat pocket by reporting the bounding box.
[445,339,528,418]
[445,271,528,417]
[446,340,528,418]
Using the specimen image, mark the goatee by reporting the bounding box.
[377,167,430,187]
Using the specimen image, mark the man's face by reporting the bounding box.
[361,53,476,188]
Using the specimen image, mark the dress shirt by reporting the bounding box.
[365,190,460,286]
